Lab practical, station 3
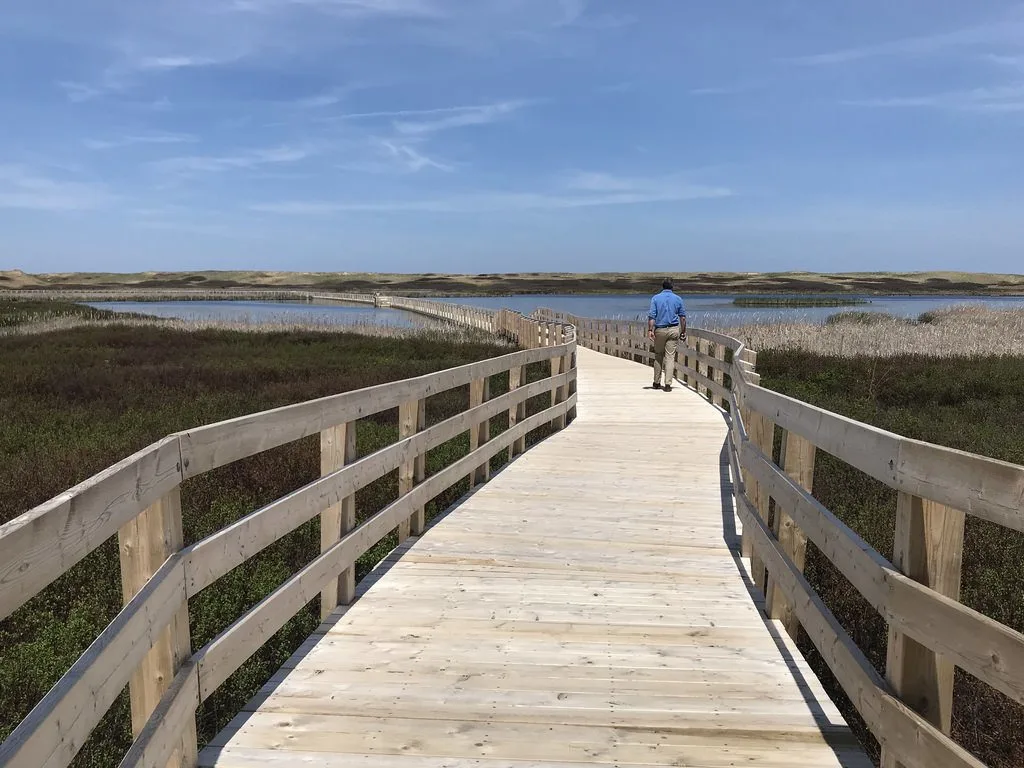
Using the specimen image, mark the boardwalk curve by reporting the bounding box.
[200,348,868,768]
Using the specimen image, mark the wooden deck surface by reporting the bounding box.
[200,348,869,768]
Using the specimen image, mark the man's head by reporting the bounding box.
[662,278,673,291]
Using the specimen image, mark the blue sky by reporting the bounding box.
[2,1,1024,274]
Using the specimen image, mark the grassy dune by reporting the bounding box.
[4,269,1024,296]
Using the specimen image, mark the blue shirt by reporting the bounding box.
[648,290,686,328]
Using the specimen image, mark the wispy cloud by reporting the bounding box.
[377,139,452,172]
[151,145,313,175]
[250,171,731,214]
[690,85,749,96]
[318,104,507,123]
[985,53,1024,71]
[296,93,345,108]
[137,55,224,70]
[84,133,198,150]
[231,0,443,17]
[58,81,106,103]
[0,166,112,211]
[393,100,533,134]
[793,15,1024,66]
[845,84,1024,113]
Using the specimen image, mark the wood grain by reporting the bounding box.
[320,421,358,617]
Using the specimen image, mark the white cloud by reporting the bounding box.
[296,93,344,108]
[690,85,748,96]
[137,55,223,70]
[230,0,442,17]
[793,15,1024,66]
[0,166,112,211]
[58,81,105,103]
[250,171,731,214]
[845,84,1024,113]
[985,54,1024,71]
[378,140,452,172]
[84,133,199,150]
[563,171,645,192]
[151,145,313,175]
[393,100,532,134]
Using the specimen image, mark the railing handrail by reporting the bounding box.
[565,305,1023,768]
[0,305,577,768]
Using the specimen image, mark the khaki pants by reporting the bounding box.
[653,326,680,385]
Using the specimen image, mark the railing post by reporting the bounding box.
[713,343,727,408]
[737,370,762,561]
[680,335,690,389]
[321,420,358,616]
[694,339,706,399]
[567,345,577,423]
[509,363,527,456]
[550,352,567,430]
[469,376,490,486]
[118,487,197,768]
[880,494,965,768]
[398,398,427,542]
[765,429,815,640]
[744,410,773,595]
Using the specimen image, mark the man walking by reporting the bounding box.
[647,279,687,391]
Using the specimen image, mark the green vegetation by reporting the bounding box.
[733,297,869,308]
[824,310,897,325]
[5,268,1024,296]
[0,319,558,767]
[758,351,1024,768]
[0,299,128,328]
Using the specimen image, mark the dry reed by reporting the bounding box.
[712,306,1024,357]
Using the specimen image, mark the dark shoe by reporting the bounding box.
[652,382,662,390]
[663,385,673,392]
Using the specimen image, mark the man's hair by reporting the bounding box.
[662,278,673,290]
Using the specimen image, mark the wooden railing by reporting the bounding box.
[0,311,576,768]
[554,307,1024,768]
[1,289,316,302]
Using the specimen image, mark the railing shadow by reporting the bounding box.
[716,438,863,763]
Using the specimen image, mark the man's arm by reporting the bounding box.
[647,297,657,339]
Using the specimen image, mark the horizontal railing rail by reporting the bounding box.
[0,288,320,303]
[562,306,1024,768]
[0,309,576,768]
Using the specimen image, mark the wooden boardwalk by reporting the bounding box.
[200,348,868,768]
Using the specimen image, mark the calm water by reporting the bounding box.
[440,294,1024,327]
[91,294,1024,330]
[89,300,427,328]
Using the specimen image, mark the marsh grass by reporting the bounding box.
[0,299,143,329]
[0,321,555,767]
[732,297,869,308]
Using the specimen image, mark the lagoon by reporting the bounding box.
[88,300,428,328]
[441,294,1024,327]
[90,293,1024,330]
